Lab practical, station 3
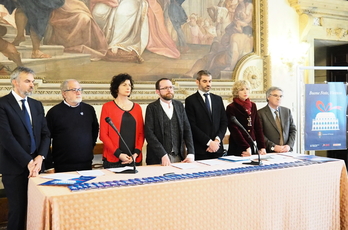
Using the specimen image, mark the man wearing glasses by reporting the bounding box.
[258,86,297,153]
[45,79,99,172]
[145,78,195,165]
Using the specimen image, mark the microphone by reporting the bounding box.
[105,117,138,173]
[230,116,262,166]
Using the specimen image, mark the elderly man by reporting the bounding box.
[45,79,99,172]
[258,86,297,153]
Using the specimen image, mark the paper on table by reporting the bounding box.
[219,155,251,162]
[77,170,105,176]
[278,152,306,157]
[260,154,288,162]
[171,163,199,169]
[197,159,226,166]
[41,173,78,180]
[107,166,134,173]
[293,155,339,162]
[250,154,273,160]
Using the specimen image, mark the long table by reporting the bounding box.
[27,157,348,230]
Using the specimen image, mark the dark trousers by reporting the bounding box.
[54,161,92,173]
[2,171,29,230]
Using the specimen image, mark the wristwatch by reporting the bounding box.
[270,146,275,151]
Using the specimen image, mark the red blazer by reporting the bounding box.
[226,101,265,156]
[100,101,144,163]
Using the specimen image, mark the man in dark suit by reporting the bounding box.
[185,70,227,160]
[0,66,50,230]
[145,78,195,165]
[258,86,297,153]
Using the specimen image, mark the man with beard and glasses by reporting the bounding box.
[45,79,99,173]
[145,78,195,165]
[185,70,227,160]
[0,66,50,230]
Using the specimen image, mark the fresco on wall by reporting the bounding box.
[0,0,254,82]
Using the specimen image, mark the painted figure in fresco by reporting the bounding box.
[0,0,64,58]
[0,25,22,66]
[93,0,149,63]
[208,25,253,76]
[92,0,180,63]
[201,18,217,45]
[146,0,180,59]
[182,13,205,44]
[207,0,238,39]
[0,6,22,69]
[185,0,253,78]
[168,0,189,53]
[44,0,109,61]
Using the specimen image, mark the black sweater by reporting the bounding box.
[45,101,99,170]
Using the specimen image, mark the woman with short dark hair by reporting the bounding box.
[100,73,144,168]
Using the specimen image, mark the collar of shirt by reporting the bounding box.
[198,90,210,100]
[160,99,173,119]
[268,105,279,119]
[12,90,33,121]
[63,100,80,108]
[12,90,27,109]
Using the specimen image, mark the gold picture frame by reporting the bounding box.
[0,0,269,105]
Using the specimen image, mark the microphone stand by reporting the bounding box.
[230,116,262,166]
[105,117,138,173]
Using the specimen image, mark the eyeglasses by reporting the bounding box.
[270,94,283,98]
[64,88,83,93]
[159,86,174,91]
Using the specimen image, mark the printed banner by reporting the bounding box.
[305,83,347,151]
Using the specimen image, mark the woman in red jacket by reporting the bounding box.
[226,80,266,157]
[100,73,144,168]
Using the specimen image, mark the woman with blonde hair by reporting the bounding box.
[226,80,266,156]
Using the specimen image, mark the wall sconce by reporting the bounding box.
[280,41,310,71]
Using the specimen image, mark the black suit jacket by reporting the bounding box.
[0,92,50,174]
[258,105,297,152]
[145,99,194,165]
[185,91,227,160]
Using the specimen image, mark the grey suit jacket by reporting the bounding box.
[258,105,297,152]
[145,99,194,165]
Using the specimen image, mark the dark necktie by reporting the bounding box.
[274,110,284,145]
[204,93,211,114]
[21,99,36,153]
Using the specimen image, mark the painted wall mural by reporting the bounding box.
[0,0,254,84]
